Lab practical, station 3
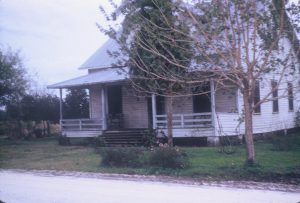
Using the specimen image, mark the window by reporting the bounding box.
[288,83,294,111]
[272,81,279,113]
[253,81,261,113]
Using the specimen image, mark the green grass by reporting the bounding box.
[181,143,300,181]
[0,137,100,171]
[0,133,299,183]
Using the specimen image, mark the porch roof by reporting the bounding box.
[47,68,128,89]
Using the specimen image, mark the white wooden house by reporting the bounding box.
[48,36,300,145]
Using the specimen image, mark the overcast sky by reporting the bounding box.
[0,0,118,93]
[1,0,298,94]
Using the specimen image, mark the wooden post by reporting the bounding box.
[101,86,107,130]
[181,115,184,128]
[166,96,174,146]
[210,80,217,137]
[151,94,157,129]
[59,88,63,131]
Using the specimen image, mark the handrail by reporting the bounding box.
[156,112,212,117]
[60,119,103,131]
[155,112,212,129]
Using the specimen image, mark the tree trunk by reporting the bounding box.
[46,120,51,136]
[42,120,46,137]
[166,96,173,146]
[243,93,255,165]
[17,120,23,139]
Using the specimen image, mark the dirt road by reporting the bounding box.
[0,170,299,203]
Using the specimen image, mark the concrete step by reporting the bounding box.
[102,129,146,146]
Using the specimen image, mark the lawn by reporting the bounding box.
[0,133,299,184]
[0,137,100,171]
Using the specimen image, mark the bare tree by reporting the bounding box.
[177,0,300,164]
[100,0,299,164]
[99,0,199,146]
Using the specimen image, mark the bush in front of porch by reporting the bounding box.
[99,147,144,168]
[99,144,189,169]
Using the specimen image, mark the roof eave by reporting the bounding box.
[47,79,127,89]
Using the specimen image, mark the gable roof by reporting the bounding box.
[79,38,125,70]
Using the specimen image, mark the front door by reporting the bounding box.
[193,85,211,113]
[107,85,123,129]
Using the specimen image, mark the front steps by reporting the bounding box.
[102,129,146,146]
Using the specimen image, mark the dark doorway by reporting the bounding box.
[193,85,211,113]
[147,97,153,128]
[147,96,165,129]
[107,85,122,114]
[156,96,165,115]
[107,85,123,129]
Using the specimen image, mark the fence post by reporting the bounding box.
[101,86,107,130]
[79,120,82,131]
[210,80,217,136]
[59,88,63,131]
[181,115,184,128]
[60,120,63,131]
[152,94,157,129]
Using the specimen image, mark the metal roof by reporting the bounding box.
[79,38,126,70]
[47,68,128,89]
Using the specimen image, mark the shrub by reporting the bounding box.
[33,129,43,138]
[100,147,144,168]
[142,129,158,147]
[58,135,70,146]
[0,122,7,136]
[148,145,189,169]
[270,134,300,151]
[95,136,106,147]
[218,136,239,154]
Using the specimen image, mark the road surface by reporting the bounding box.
[0,170,299,203]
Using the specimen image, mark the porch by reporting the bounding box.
[48,69,240,139]
[60,84,240,138]
[59,113,240,138]
[58,82,218,138]
[59,112,217,138]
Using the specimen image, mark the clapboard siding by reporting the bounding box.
[215,79,299,136]
[122,85,149,128]
[234,73,299,135]
[250,77,298,134]
[215,113,241,136]
[89,86,102,119]
[158,128,213,138]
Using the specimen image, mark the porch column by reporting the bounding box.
[59,88,63,131]
[210,80,217,137]
[101,86,107,130]
[151,94,157,129]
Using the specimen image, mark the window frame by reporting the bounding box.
[288,82,294,112]
[253,81,261,114]
[271,80,279,113]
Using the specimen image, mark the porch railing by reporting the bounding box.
[155,112,212,129]
[60,119,103,131]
